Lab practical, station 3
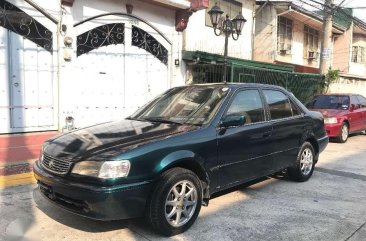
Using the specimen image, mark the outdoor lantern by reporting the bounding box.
[207,4,247,83]
[232,12,247,35]
[208,3,223,27]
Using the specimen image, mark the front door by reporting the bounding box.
[0,28,56,134]
[217,89,273,188]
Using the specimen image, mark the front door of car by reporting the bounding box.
[262,89,307,171]
[217,89,273,189]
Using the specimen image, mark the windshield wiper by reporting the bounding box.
[143,117,183,125]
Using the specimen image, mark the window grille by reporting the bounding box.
[277,16,293,52]
[352,46,365,63]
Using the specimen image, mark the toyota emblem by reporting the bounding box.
[48,160,55,168]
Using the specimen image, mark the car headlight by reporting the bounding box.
[324,117,338,124]
[71,160,130,179]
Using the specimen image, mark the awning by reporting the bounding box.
[278,8,344,34]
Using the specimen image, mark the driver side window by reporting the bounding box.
[226,89,265,124]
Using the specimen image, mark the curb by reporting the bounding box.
[0,172,36,189]
[0,160,36,189]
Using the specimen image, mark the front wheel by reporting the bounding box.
[146,167,202,236]
[288,142,315,182]
[336,122,349,143]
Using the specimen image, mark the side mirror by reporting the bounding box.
[220,114,245,128]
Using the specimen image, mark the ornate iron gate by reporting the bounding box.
[67,15,171,129]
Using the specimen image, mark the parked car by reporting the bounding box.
[34,84,328,236]
[306,94,366,143]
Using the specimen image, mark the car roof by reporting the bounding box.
[190,82,286,90]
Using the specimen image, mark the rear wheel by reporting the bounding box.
[146,167,202,236]
[336,122,349,143]
[288,142,315,182]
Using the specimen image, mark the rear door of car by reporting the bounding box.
[349,95,363,132]
[262,89,307,171]
[217,88,273,188]
[356,95,366,129]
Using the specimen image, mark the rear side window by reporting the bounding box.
[351,95,360,107]
[263,90,298,120]
[357,95,366,108]
[226,89,265,124]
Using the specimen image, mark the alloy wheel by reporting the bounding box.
[300,148,313,176]
[341,124,348,142]
[164,180,198,228]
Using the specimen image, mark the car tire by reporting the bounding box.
[288,142,315,182]
[146,167,202,236]
[336,122,349,143]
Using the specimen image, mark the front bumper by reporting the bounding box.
[324,123,342,138]
[33,160,153,221]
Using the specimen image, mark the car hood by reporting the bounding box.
[43,119,198,160]
[311,109,348,118]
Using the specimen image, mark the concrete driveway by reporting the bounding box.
[1,134,366,241]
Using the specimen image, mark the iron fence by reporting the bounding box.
[190,63,324,103]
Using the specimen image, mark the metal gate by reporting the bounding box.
[65,16,171,128]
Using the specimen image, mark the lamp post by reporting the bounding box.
[208,3,246,82]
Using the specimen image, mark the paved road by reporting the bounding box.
[1,134,366,241]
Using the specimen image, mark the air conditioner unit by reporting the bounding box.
[308,51,319,60]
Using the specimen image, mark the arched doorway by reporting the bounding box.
[65,14,172,128]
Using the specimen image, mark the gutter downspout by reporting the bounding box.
[252,0,270,60]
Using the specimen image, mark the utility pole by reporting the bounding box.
[320,0,334,75]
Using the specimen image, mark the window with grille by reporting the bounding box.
[277,16,293,51]
[205,0,242,27]
[304,25,319,58]
[352,46,365,63]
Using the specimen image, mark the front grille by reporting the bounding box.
[41,153,72,175]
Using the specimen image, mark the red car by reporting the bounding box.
[306,94,366,143]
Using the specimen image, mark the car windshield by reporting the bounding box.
[306,95,350,110]
[130,86,229,126]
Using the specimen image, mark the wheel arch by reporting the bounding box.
[156,150,211,200]
[305,137,319,163]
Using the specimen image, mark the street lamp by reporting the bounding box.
[208,3,246,82]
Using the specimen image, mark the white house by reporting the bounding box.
[0,0,209,135]
[0,0,210,165]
